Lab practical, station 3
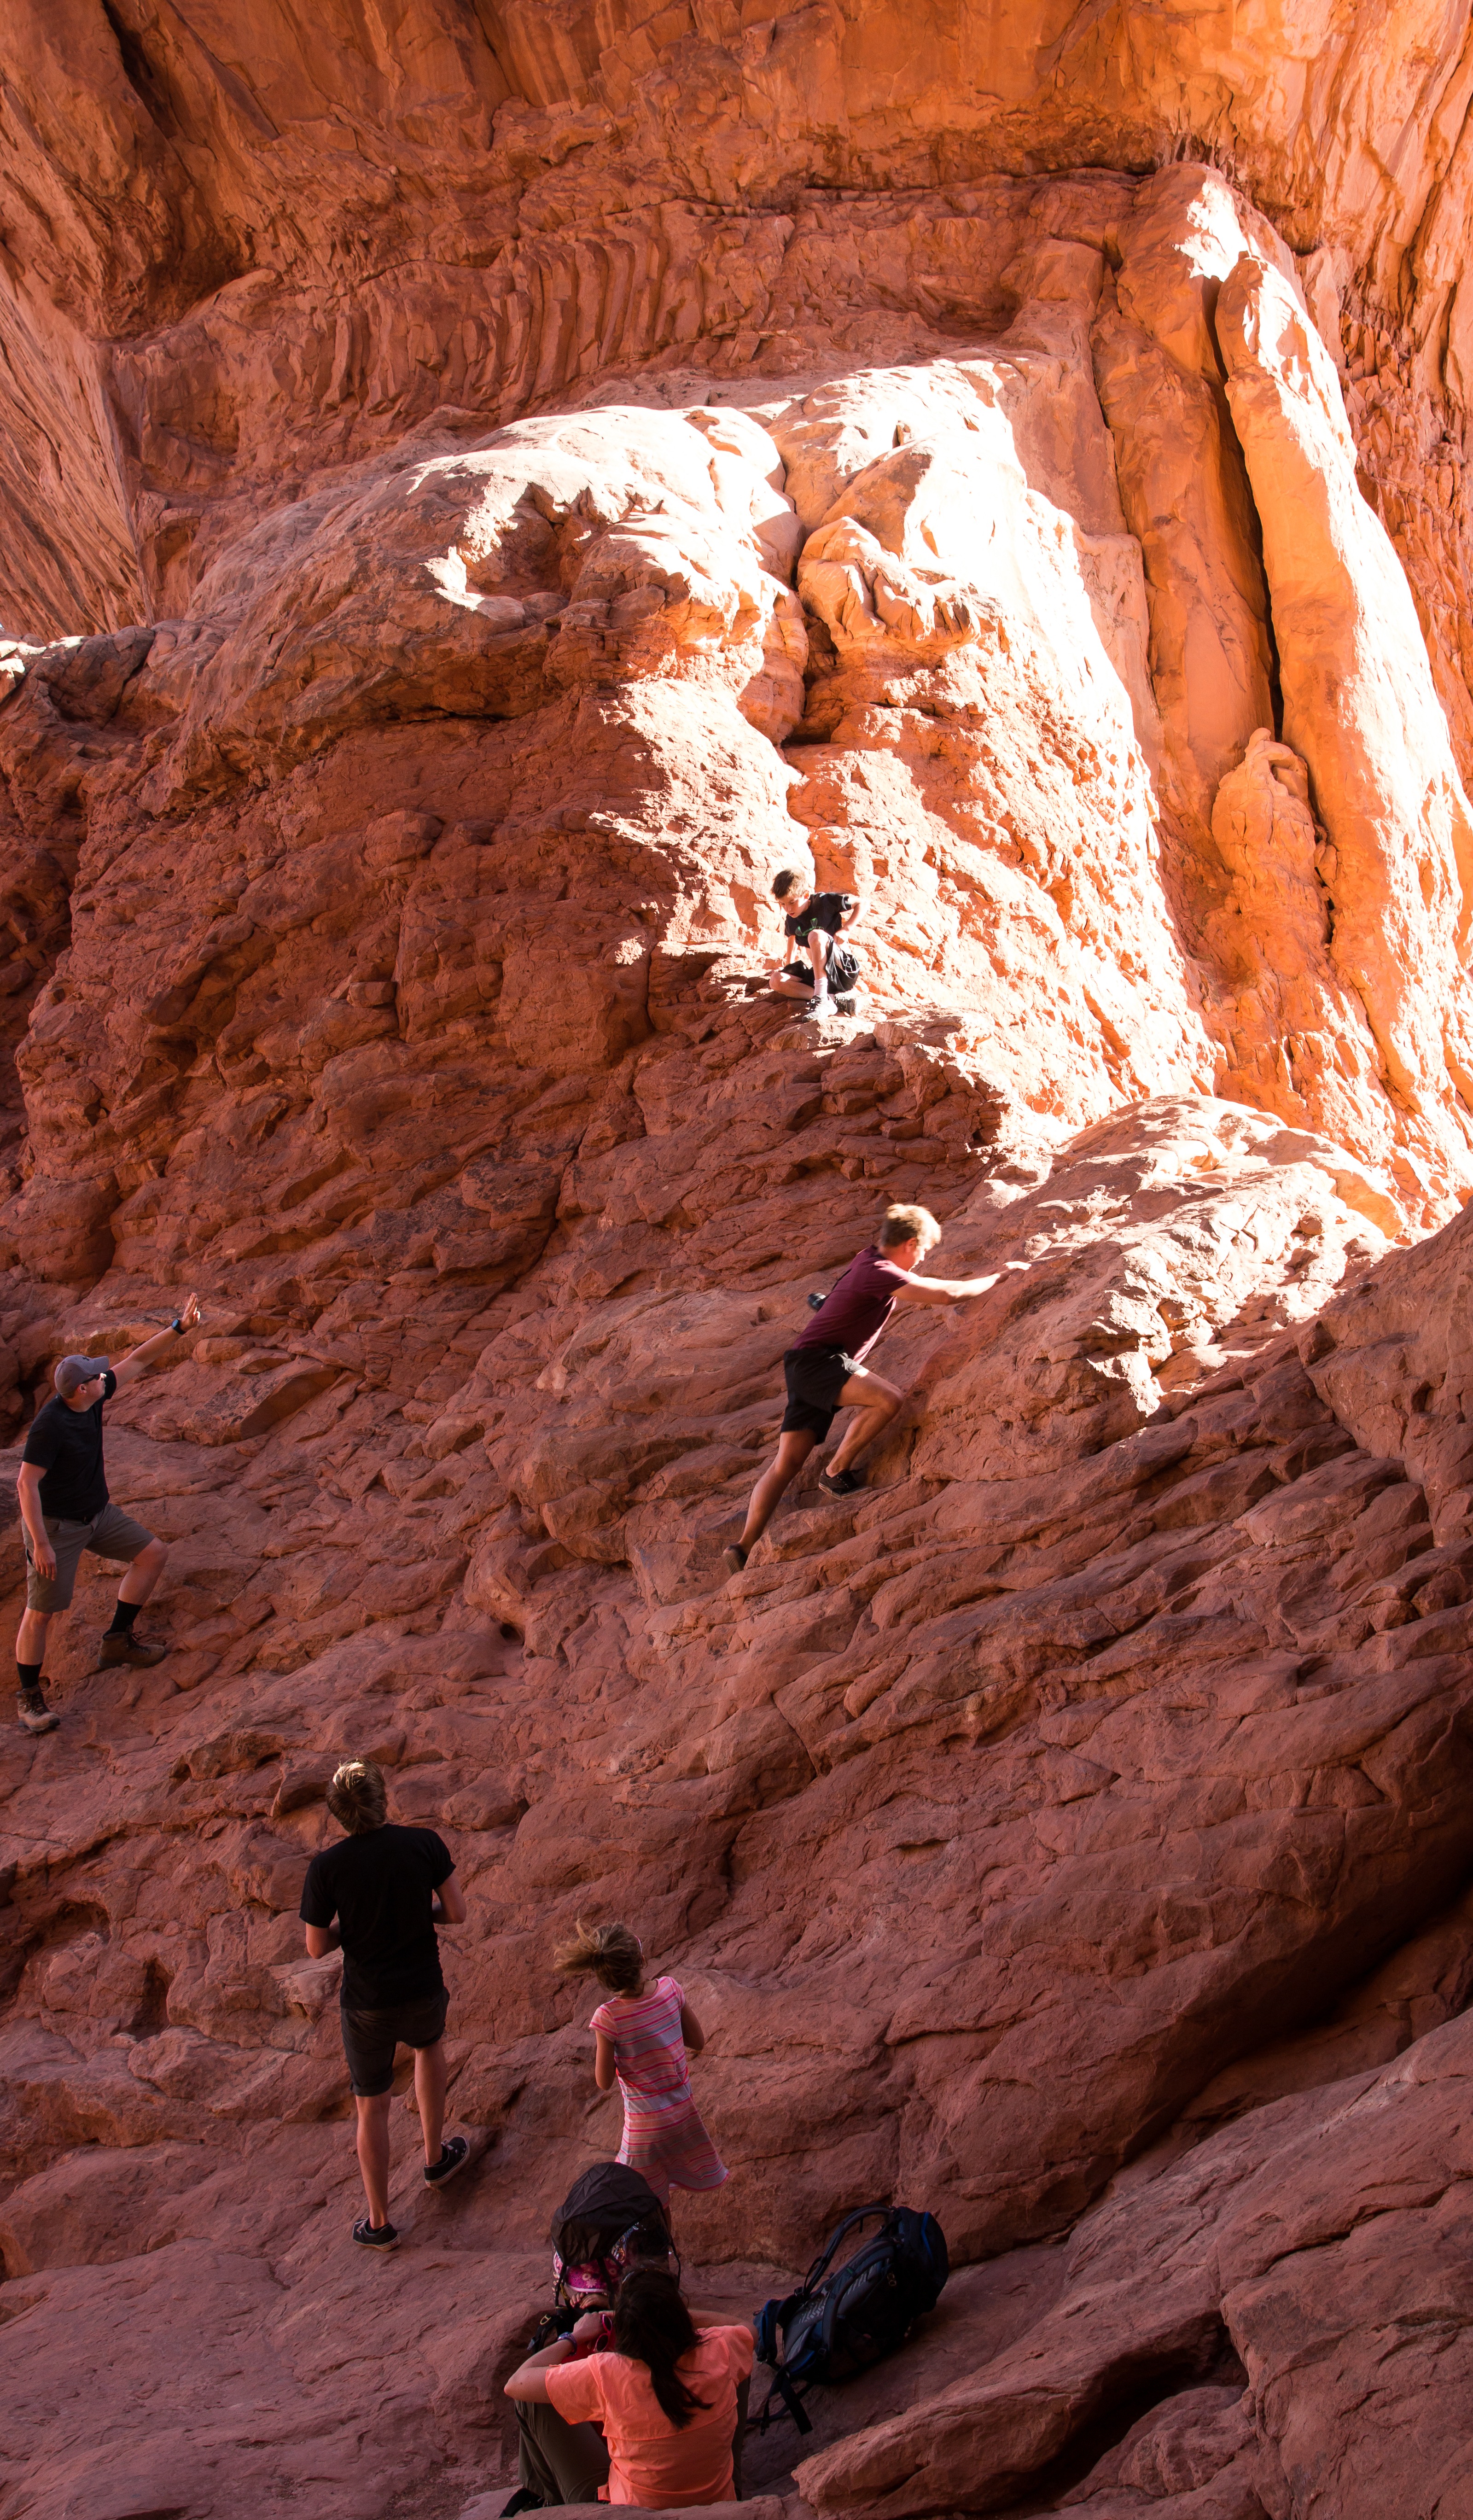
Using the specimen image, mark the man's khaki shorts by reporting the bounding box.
[24,1504,154,1612]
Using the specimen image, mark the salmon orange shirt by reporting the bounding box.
[545,2324,755,2508]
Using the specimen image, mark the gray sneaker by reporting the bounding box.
[17,1690,58,1736]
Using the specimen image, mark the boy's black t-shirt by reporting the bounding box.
[21,1370,118,1520]
[790,890,856,944]
[299,1823,455,2008]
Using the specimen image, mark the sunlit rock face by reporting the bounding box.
[4,11,1473,2520]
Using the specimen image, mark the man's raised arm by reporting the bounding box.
[110,1293,203,1389]
[895,1260,1032,1310]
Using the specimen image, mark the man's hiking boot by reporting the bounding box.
[98,1632,168,1669]
[820,1466,866,1497]
[352,2216,400,2250]
[425,2135,470,2188]
[502,2491,544,2515]
[722,1543,749,1577]
[834,992,858,1014]
[16,1689,58,1736]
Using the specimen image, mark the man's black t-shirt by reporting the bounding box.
[21,1370,117,1520]
[299,1824,454,2008]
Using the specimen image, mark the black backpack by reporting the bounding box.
[552,2162,672,2281]
[752,2203,949,2434]
[525,2164,678,2348]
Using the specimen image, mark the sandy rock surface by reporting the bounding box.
[2,11,1473,2520]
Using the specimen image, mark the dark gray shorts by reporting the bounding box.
[340,1986,448,2097]
[24,1503,154,1613]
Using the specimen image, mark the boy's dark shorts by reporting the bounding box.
[781,1346,857,1441]
[340,1986,449,2097]
[781,951,860,993]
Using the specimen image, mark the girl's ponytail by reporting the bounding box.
[553,1917,643,1995]
[611,2272,709,2428]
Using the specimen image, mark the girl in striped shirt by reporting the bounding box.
[556,1921,728,2210]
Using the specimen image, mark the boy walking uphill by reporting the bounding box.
[723,1202,1031,1575]
[556,1922,726,2212]
[301,1757,471,2250]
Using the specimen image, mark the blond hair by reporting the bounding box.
[554,1918,644,1995]
[878,1202,939,1252]
[326,1757,388,1835]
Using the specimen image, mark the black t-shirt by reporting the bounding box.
[789,891,856,944]
[299,1824,455,2008]
[21,1370,117,1520]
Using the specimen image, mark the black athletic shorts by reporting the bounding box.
[340,1986,449,2097]
[782,944,860,993]
[781,1345,858,1440]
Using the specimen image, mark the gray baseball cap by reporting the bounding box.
[54,1354,109,1396]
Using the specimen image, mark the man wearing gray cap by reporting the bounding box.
[13,1295,202,1735]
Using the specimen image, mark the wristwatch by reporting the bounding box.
[171,1317,184,1335]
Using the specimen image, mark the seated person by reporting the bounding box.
[534,2162,676,2345]
[503,2269,753,2511]
[768,868,862,1018]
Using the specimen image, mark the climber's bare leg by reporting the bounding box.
[734,1430,816,1553]
[825,1370,904,1477]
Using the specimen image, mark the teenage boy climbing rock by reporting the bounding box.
[14,1297,203,1734]
[723,1205,1030,1575]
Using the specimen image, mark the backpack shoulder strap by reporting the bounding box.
[801,2202,895,2292]
[749,2368,815,2437]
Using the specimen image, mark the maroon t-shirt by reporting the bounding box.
[791,1244,916,1363]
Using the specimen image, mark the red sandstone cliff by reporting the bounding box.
[3,8,1473,2518]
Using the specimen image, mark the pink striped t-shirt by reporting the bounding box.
[590,1976,691,2121]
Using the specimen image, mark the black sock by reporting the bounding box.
[16,1661,42,1699]
[107,1600,140,1638]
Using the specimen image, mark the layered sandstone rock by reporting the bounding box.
[2,11,1473,2520]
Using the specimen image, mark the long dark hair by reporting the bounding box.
[611,2271,710,2428]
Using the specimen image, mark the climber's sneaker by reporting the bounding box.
[352,2215,400,2251]
[98,1632,168,1668]
[722,1543,749,1578]
[820,1466,866,1498]
[424,2135,470,2188]
[16,1689,58,1736]
[796,995,831,1021]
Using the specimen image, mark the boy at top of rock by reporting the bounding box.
[300,1756,470,2251]
[13,1295,203,1737]
[722,1203,1031,1577]
[767,867,862,1021]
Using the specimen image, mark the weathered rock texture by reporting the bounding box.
[3,9,1473,2520]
